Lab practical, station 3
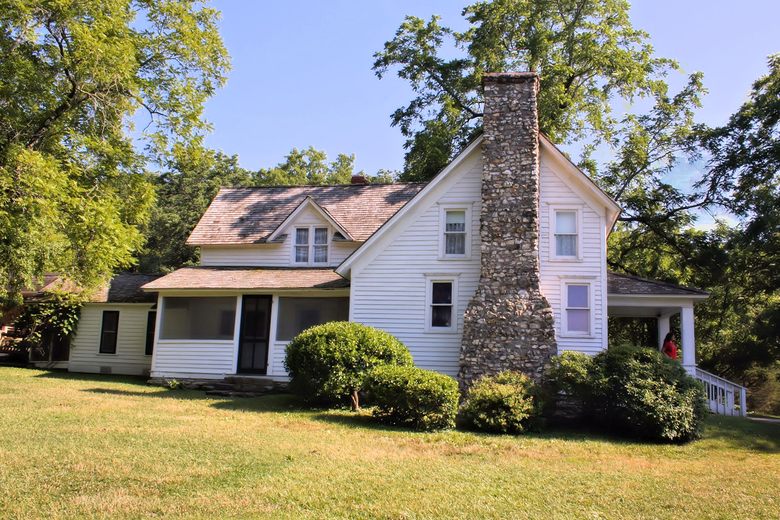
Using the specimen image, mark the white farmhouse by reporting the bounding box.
[32,73,742,415]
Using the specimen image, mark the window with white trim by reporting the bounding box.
[554,210,578,258]
[294,226,328,264]
[444,210,466,255]
[564,283,590,335]
[426,278,457,331]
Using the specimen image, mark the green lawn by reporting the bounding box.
[0,368,777,519]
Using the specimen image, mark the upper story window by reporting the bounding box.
[563,283,591,335]
[439,205,471,259]
[554,209,579,258]
[294,226,329,264]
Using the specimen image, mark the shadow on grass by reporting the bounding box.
[704,414,780,453]
[71,378,779,451]
[34,370,150,387]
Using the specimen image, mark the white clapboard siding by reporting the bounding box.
[200,205,359,267]
[151,340,236,379]
[350,150,483,376]
[68,304,154,376]
[269,341,289,377]
[539,156,607,354]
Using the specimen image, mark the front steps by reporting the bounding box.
[148,375,288,397]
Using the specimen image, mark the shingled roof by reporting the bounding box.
[20,273,161,304]
[187,184,425,246]
[89,273,162,303]
[607,272,708,297]
[142,267,349,291]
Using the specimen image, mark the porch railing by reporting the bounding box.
[694,367,747,417]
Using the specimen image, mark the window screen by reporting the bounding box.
[276,297,349,340]
[160,297,236,340]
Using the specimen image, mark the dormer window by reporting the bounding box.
[294,226,329,264]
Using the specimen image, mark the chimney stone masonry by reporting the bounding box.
[459,72,557,388]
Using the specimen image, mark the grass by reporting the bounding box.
[0,368,778,519]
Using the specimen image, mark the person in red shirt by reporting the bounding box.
[662,332,678,360]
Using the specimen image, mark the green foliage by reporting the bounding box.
[255,147,364,186]
[284,322,413,408]
[545,350,595,406]
[460,371,541,434]
[0,0,229,300]
[546,347,708,442]
[365,365,459,431]
[14,291,83,346]
[139,145,253,272]
[373,0,679,181]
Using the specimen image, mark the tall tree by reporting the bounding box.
[374,0,677,182]
[695,54,780,379]
[376,0,715,280]
[254,147,364,186]
[138,145,253,273]
[0,0,228,303]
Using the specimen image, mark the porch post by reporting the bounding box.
[657,314,671,350]
[680,305,696,374]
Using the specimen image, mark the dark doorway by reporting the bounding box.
[237,295,272,374]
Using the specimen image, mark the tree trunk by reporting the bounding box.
[350,389,360,411]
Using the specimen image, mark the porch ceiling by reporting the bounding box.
[141,267,349,291]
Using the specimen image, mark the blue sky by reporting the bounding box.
[201,0,779,179]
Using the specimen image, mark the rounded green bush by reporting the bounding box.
[284,321,413,407]
[545,346,708,442]
[365,365,460,431]
[460,371,541,434]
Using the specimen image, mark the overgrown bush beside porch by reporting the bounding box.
[284,321,413,409]
[545,346,709,442]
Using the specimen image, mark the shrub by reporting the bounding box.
[460,371,542,434]
[365,365,459,431]
[545,346,708,443]
[284,321,413,409]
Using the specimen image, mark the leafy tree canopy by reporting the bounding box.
[374,0,677,182]
[0,0,229,304]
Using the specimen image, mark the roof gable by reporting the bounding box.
[266,196,354,242]
[336,138,483,276]
[539,134,621,227]
[188,184,424,246]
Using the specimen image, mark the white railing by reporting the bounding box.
[694,367,747,417]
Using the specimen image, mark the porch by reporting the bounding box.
[142,267,350,380]
[607,272,747,417]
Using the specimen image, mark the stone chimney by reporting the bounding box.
[459,72,557,387]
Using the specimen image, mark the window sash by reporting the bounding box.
[443,210,466,255]
[99,311,119,354]
[430,281,454,328]
[294,226,328,264]
[565,284,590,334]
[554,211,578,257]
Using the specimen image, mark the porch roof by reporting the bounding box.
[607,272,708,297]
[141,267,349,291]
